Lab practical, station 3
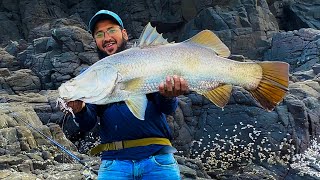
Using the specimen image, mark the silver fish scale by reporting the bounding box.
[59,41,262,104]
[110,44,232,99]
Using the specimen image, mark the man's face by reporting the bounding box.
[93,19,128,56]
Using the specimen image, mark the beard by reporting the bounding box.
[97,37,128,59]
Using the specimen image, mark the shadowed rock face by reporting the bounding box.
[264,28,320,72]
[269,0,320,31]
[0,0,319,179]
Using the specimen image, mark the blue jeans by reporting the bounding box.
[97,153,181,180]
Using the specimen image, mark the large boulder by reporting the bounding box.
[0,0,22,45]
[0,68,13,94]
[268,0,320,31]
[4,69,41,93]
[264,28,320,72]
[179,0,279,60]
[0,102,91,178]
[0,102,76,154]
[0,48,20,71]
[18,17,98,89]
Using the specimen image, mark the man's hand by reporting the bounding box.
[66,100,85,114]
[159,75,189,97]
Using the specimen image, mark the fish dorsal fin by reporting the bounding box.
[203,84,232,108]
[186,30,231,58]
[137,22,169,48]
[125,95,148,120]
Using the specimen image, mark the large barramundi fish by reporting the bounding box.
[58,23,289,120]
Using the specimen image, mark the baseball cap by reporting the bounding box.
[88,10,124,34]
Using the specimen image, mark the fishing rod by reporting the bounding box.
[18,118,98,178]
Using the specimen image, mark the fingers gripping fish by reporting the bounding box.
[58,22,289,120]
[56,98,75,118]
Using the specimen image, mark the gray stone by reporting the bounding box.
[289,80,320,99]
[0,170,38,179]
[5,39,28,56]
[33,37,51,54]
[4,69,41,93]
[293,70,316,81]
[0,48,20,71]
[0,155,23,166]
[312,63,320,75]
[0,68,10,77]
[179,164,197,179]
[1,93,48,103]
[17,163,32,173]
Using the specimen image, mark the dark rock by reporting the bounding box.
[312,64,320,75]
[284,95,310,152]
[268,0,320,32]
[0,48,20,71]
[20,19,98,89]
[32,160,52,170]
[264,28,320,72]
[293,70,316,81]
[187,93,203,106]
[229,55,246,62]
[17,163,32,173]
[41,151,53,161]
[179,0,278,60]
[288,0,320,30]
[179,165,197,179]
[0,5,22,44]
[4,39,28,56]
[32,103,53,124]
[178,97,193,117]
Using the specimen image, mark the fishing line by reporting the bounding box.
[16,116,98,178]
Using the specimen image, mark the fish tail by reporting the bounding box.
[248,62,289,111]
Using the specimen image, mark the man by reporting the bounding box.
[67,10,188,179]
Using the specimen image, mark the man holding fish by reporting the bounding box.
[66,10,187,179]
[59,8,289,180]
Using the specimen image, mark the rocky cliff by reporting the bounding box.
[0,0,319,179]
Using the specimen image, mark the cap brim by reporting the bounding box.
[89,14,122,34]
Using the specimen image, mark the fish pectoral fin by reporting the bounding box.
[125,95,148,120]
[186,30,230,58]
[203,84,232,108]
[124,78,144,91]
[136,22,171,48]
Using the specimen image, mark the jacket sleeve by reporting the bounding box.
[153,93,178,115]
[73,103,98,131]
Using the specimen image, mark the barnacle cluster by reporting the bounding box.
[290,137,320,178]
[183,122,296,171]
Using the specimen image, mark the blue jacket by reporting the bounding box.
[75,93,178,160]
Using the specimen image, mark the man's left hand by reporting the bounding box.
[159,75,189,97]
